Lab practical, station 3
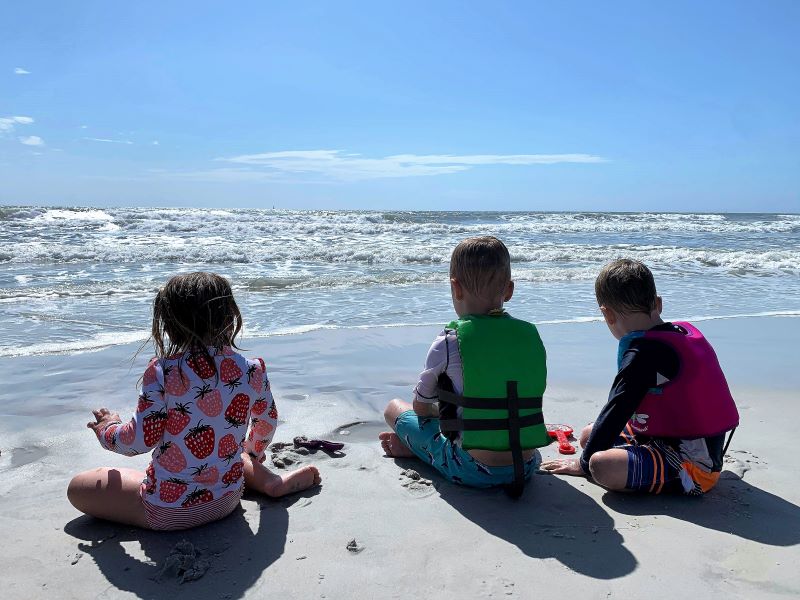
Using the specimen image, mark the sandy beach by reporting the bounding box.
[1,315,799,599]
[4,0,799,596]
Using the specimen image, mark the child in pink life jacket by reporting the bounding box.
[541,259,738,495]
[68,272,321,530]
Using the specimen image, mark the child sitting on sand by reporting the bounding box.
[379,236,549,496]
[541,259,739,495]
[68,272,321,530]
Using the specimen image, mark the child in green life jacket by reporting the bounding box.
[379,236,549,496]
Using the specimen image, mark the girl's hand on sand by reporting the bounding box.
[87,408,122,431]
[540,457,585,476]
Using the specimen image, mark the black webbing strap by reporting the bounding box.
[438,411,544,433]
[506,380,525,499]
[722,427,737,457]
[438,388,543,410]
[437,380,540,499]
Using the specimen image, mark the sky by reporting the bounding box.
[1,1,798,211]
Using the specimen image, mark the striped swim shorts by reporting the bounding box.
[140,484,243,531]
[615,424,718,495]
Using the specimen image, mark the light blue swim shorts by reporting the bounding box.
[394,410,541,488]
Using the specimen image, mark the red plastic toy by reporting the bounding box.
[546,424,576,454]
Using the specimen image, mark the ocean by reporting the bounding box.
[1,207,799,358]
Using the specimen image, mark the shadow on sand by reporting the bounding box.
[63,487,320,600]
[602,472,800,546]
[394,457,638,580]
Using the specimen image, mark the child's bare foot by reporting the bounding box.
[379,431,415,457]
[264,465,321,498]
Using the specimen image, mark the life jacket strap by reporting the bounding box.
[722,427,737,456]
[439,381,535,499]
[438,388,543,410]
[438,411,544,433]
[506,380,525,499]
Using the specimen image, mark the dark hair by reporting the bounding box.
[595,259,658,314]
[151,272,243,360]
[449,236,512,300]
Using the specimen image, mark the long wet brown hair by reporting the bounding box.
[150,272,243,362]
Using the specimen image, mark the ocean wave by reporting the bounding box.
[0,283,160,302]
[3,310,798,358]
[0,207,47,220]
[3,207,798,360]
[0,330,150,358]
[3,238,798,277]
[4,207,800,234]
[1,245,797,305]
[32,208,116,223]
[683,310,800,322]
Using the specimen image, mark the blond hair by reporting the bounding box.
[449,236,511,300]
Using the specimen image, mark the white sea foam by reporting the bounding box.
[2,207,798,357]
[4,241,798,277]
[4,311,799,358]
[684,310,800,322]
[5,207,800,234]
[0,330,150,358]
[32,208,115,222]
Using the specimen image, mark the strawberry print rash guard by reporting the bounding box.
[95,347,278,509]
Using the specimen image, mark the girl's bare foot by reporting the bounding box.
[264,465,321,498]
[378,431,415,458]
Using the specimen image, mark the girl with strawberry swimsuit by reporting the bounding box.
[68,272,321,530]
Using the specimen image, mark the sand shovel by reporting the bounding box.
[546,423,576,454]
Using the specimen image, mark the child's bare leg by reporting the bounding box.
[383,398,412,428]
[67,467,149,528]
[587,449,629,491]
[379,398,415,457]
[579,422,594,448]
[242,453,321,498]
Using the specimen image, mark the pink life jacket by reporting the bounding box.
[619,321,739,439]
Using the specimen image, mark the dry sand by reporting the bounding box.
[1,317,799,599]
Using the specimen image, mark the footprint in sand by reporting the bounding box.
[2,446,49,470]
[398,469,436,497]
[270,443,308,469]
[269,439,345,469]
[722,449,764,480]
[155,540,211,584]
[479,576,516,597]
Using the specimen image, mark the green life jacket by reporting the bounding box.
[437,312,548,496]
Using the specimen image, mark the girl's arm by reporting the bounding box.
[242,359,278,463]
[94,358,168,456]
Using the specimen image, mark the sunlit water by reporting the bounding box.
[2,207,798,357]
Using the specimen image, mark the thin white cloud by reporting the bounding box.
[0,115,34,134]
[83,137,134,145]
[19,135,44,146]
[216,149,606,181]
[14,67,30,75]
[169,168,280,182]
[152,140,160,145]
[386,153,606,165]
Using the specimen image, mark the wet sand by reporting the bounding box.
[1,317,799,599]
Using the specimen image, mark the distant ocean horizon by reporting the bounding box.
[2,206,799,358]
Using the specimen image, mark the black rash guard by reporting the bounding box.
[580,322,725,475]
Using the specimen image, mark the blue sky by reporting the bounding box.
[1,1,798,211]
